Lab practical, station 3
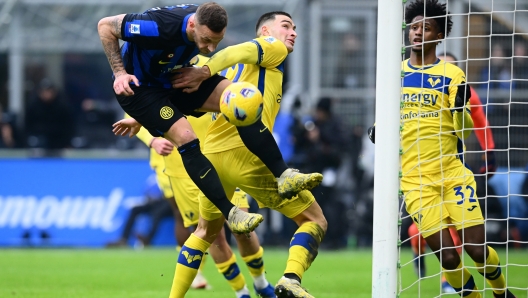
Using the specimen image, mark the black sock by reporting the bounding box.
[236,119,288,177]
[178,139,234,218]
[284,273,301,283]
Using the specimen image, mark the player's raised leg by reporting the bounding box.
[165,117,263,234]
[201,80,323,199]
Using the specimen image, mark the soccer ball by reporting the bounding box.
[219,82,264,127]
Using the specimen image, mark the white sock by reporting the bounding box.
[235,285,250,298]
[253,273,269,290]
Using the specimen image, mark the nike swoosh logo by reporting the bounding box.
[159,61,170,64]
[467,205,477,211]
[260,127,268,133]
[200,168,212,179]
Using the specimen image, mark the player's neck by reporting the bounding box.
[410,51,437,67]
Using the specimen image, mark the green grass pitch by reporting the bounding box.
[0,248,526,297]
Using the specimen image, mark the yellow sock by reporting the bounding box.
[475,246,506,294]
[199,252,207,271]
[215,253,247,291]
[242,246,265,277]
[443,261,481,298]
[284,222,325,280]
[169,234,211,298]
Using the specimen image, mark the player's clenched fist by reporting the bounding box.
[113,72,139,96]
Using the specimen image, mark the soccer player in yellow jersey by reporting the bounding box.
[370,1,514,297]
[169,11,327,298]
[135,111,276,297]
[164,113,276,298]
[132,115,211,289]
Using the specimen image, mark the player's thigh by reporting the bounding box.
[402,175,451,238]
[173,75,227,114]
[198,152,237,221]
[222,147,314,218]
[443,167,484,231]
[115,87,185,137]
[168,175,200,228]
[155,168,174,199]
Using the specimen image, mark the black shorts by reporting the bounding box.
[115,74,226,137]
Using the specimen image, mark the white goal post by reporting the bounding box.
[371,0,403,297]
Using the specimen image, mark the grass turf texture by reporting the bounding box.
[0,248,526,297]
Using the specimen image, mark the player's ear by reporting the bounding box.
[260,25,270,36]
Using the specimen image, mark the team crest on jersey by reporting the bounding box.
[129,24,140,34]
[240,88,256,98]
[264,36,276,43]
[211,112,218,121]
[427,76,441,87]
[160,106,174,119]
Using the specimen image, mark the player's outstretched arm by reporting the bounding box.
[171,42,260,92]
[97,14,139,96]
[112,118,142,138]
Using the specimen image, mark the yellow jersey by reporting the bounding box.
[400,58,471,177]
[202,36,288,154]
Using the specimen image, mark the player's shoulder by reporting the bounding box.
[143,4,197,22]
[437,59,466,79]
[252,36,288,53]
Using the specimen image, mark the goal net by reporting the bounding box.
[393,0,528,297]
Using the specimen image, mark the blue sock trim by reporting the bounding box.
[222,263,241,280]
[478,263,502,281]
[177,246,204,269]
[246,257,264,269]
[290,232,318,255]
[453,275,476,297]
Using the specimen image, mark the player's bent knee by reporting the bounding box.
[194,217,225,243]
[440,250,461,270]
[166,118,198,146]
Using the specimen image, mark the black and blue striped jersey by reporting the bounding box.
[119,5,200,88]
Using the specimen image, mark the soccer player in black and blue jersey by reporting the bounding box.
[97,3,322,235]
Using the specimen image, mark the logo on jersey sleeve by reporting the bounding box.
[130,24,140,34]
[160,106,174,119]
[264,37,276,43]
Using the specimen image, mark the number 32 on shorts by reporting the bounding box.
[454,185,477,209]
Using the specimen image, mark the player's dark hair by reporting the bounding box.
[405,0,452,37]
[255,11,292,36]
[195,2,228,33]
